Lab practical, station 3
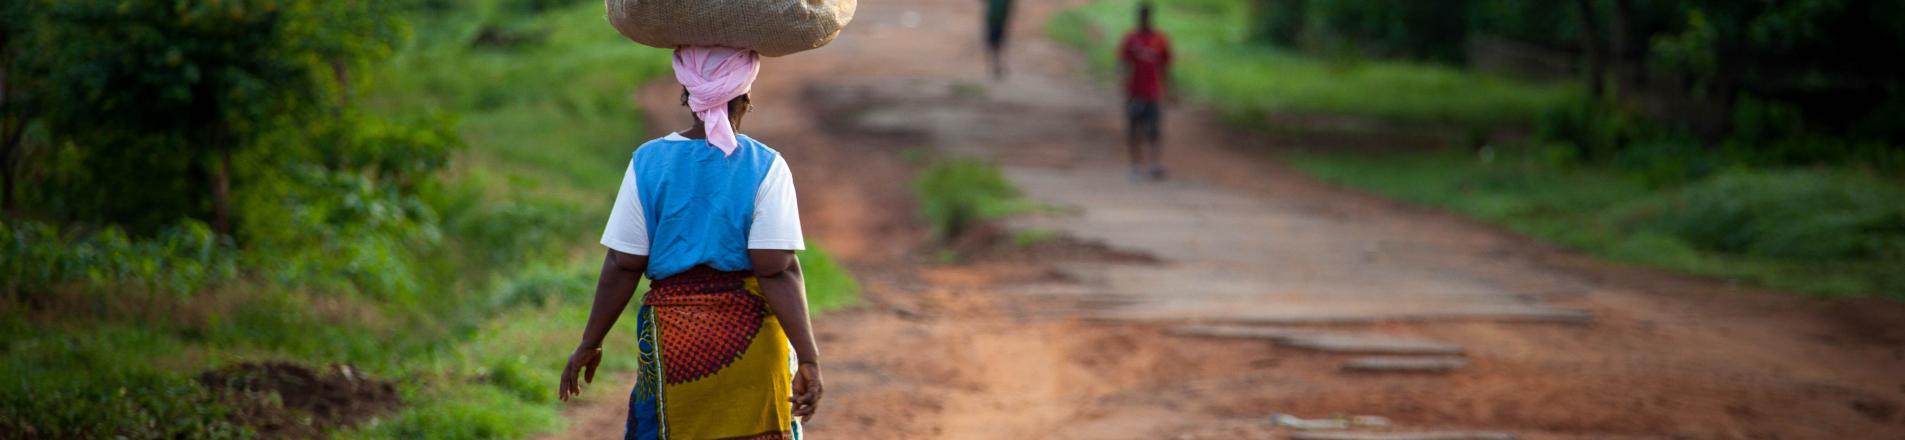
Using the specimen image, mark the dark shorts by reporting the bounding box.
[984,22,1008,49]
[985,1,1012,49]
[1127,99,1162,142]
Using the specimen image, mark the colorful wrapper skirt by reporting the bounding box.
[626,267,801,440]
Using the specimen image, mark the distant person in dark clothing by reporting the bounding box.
[1120,2,1171,180]
[983,0,1015,79]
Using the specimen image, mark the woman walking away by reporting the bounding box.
[558,46,823,440]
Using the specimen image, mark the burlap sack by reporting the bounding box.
[605,0,856,57]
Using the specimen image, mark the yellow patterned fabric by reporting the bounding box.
[628,267,798,440]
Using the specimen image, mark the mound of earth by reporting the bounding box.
[197,361,400,438]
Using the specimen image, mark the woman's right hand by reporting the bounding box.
[790,362,824,422]
[559,347,603,402]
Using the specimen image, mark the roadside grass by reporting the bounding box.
[913,157,1039,242]
[1,317,244,438]
[1288,150,1905,299]
[3,0,862,438]
[800,241,863,313]
[1048,0,1583,129]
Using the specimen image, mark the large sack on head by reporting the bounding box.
[606,0,856,57]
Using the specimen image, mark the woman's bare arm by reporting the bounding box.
[750,249,823,421]
[558,249,648,402]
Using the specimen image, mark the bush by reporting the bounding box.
[1610,138,1719,188]
[0,325,248,439]
[1534,93,1905,190]
[1610,170,1905,260]
[2,219,236,301]
[446,198,578,270]
[798,241,860,313]
[1291,149,1905,297]
[237,164,446,302]
[1723,96,1905,174]
[1534,100,1665,164]
[912,158,1035,241]
[488,263,595,310]
[0,375,247,439]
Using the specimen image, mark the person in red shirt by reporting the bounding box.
[1119,2,1171,180]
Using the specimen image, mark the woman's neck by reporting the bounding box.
[679,119,707,139]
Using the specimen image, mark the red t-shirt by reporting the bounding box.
[1119,29,1171,101]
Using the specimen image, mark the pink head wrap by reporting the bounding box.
[672,46,761,155]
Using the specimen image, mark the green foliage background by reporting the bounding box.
[2,0,859,438]
[1049,0,1583,130]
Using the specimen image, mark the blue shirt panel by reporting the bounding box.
[632,134,778,280]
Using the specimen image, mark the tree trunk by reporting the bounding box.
[1574,0,1605,99]
[211,149,232,235]
[1,140,14,214]
[331,59,351,108]
[1,147,13,214]
[2,39,14,214]
[1,73,19,214]
[1609,0,1632,95]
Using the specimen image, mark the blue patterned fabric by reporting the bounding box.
[625,305,664,440]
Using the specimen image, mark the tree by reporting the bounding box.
[1609,0,1632,93]
[1574,0,1606,99]
[27,0,406,234]
[0,0,37,214]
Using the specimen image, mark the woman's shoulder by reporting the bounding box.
[734,135,786,165]
[734,134,780,155]
[630,134,697,161]
[634,132,695,149]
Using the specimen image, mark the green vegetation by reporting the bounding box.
[1048,0,1583,128]
[912,157,1037,241]
[1290,150,1905,298]
[798,241,863,313]
[1231,0,1905,174]
[3,0,859,438]
[1053,0,1905,298]
[1012,229,1062,248]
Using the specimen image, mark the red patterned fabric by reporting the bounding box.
[643,267,767,385]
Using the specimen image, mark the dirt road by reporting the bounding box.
[545,1,1905,438]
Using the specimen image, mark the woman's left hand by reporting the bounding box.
[559,347,603,402]
[790,362,824,422]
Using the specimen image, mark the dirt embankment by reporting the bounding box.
[198,361,400,438]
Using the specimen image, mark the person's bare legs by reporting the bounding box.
[989,48,1005,80]
[1148,108,1165,179]
[1127,103,1148,179]
[1126,100,1164,180]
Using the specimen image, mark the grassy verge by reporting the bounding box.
[912,157,1036,241]
[1288,149,1905,299]
[1047,0,1582,129]
[3,1,860,438]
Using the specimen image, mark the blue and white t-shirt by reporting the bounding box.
[599,132,804,280]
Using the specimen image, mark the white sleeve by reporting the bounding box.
[749,155,805,250]
[599,161,650,255]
